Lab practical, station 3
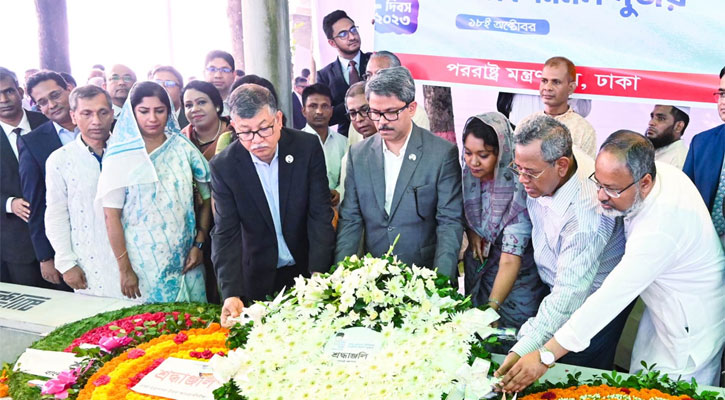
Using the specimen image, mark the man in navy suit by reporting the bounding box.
[683,66,725,243]
[317,10,371,136]
[0,67,49,287]
[211,84,335,327]
[291,76,307,130]
[18,71,78,291]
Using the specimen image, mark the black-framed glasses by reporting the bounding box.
[334,26,359,40]
[588,172,641,198]
[346,105,370,121]
[206,66,233,74]
[236,120,276,141]
[367,102,410,122]
[507,161,550,180]
[36,90,65,108]
[109,74,134,83]
[154,79,180,88]
[714,91,725,101]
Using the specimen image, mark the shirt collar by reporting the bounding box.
[382,126,413,158]
[338,51,362,70]
[76,133,106,155]
[302,124,334,144]
[250,146,279,167]
[0,110,31,135]
[535,160,580,217]
[52,121,79,135]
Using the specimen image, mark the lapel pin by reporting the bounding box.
[285,155,294,164]
[408,153,417,161]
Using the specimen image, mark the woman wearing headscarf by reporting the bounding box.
[462,112,547,329]
[98,81,211,303]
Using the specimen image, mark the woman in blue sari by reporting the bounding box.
[99,81,211,303]
[462,112,547,329]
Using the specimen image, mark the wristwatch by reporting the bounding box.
[193,241,204,250]
[539,347,556,368]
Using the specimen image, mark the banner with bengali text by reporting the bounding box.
[373,0,725,106]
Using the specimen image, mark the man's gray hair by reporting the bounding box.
[370,50,402,68]
[69,85,112,111]
[229,83,278,119]
[0,67,20,87]
[365,66,415,104]
[599,130,657,181]
[514,115,573,163]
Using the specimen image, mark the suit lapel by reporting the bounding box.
[389,126,423,218]
[278,130,293,222]
[233,141,276,233]
[0,126,19,170]
[369,135,387,214]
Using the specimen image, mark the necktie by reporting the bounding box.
[12,127,22,157]
[348,60,361,85]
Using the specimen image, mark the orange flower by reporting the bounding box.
[520,384,692,400]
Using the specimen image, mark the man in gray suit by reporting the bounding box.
[335,66,463,279]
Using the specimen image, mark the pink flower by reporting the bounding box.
[98,335,133,352]
[93,375,111,386]
[173,332,188,344]
[41,370,77,399]
[127,348,146,359]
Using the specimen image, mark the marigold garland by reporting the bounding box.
[76,323,226,400]
[520,384,696,400]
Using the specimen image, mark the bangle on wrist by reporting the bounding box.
[116,250,128,260]
[488,298,501,308]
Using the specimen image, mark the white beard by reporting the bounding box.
[600,188,645,218]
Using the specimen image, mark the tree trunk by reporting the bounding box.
[422,85,456,144]
[226,0,245,72]
[35,0,71,73]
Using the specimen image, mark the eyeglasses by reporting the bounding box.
[588,172,641,198]
[236,119,276,141]
[154,79,180,88]
[507,161,550,180]
[346,105,370,121]
[109,74,135,83]
[367,102,410,122]
[714,91,725,100]
[206,66,233,74]
[36,90,64,108]
[334,26,359,40]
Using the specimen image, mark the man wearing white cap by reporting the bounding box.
[646,105,689,169]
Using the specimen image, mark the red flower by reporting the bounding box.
[201,350,214,359]
[93,375,110,386]
[127,349,146,359]
[216,351,226,356]
[620,388,631,394]
[541,392,557,400]
[173,332,188,344]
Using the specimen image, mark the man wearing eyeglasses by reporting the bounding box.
[337,82,377,203]
[211,84,335,328]
[151,65,188,129]
[684,66,725,246]
[335,66,463,281]
[496,115,628,377]
[16,70,79,291]
[499,131,725,390]
[317,10,371,137]
[204,50,236,115]
[106,64,136,118]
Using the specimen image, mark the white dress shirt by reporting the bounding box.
[302,124,348,190]
[337,51,362,85]
[654,139,688,169]
[1,111,32,213]
[112,103,123,119]
[52,121,79,146]
[382,128,413,214]
[555,162,725,385]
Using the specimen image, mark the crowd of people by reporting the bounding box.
[1,8,724,389]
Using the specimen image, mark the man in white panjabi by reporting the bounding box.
[499,131,725,391]
[45,85,128,299]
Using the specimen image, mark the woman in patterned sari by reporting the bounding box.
[98,81,211,303]
[462,112,547,330]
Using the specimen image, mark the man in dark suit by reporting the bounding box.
[211,84,335,327]
[0,67,49,286]
[335,66,464,280]
[317,10,371,136]
[291,76,307,129]
[18,70,78,291]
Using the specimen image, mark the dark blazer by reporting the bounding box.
[335,124,464,279]
[17,120,63,261]
[210,128,336,302]
[316,51,371,136]
[291,92,306,130]
[0,111,48,263]
[683,124,725,212]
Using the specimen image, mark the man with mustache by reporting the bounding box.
[335,66,464,281]
[646,105,689,168]
[317,10,371,136]
[499,131,725,390]
[211,84,335,327]
[301,83,347,207]
[18,70,79,291]
[106,64,136,118]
